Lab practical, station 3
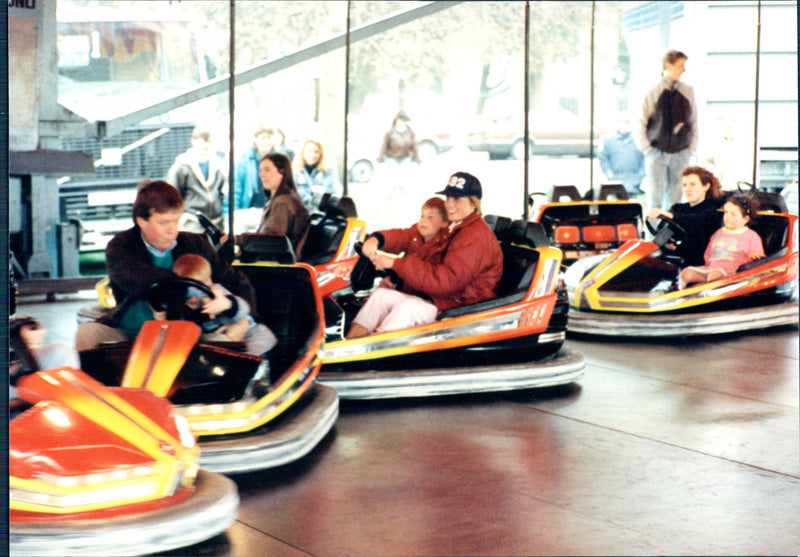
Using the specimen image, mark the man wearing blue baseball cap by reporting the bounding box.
[348,172,503,337]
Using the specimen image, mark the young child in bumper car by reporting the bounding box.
[172,253,277,358]
[679,194,764,288]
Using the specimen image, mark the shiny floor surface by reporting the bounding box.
[17,292,800,556]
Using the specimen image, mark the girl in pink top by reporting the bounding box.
[679,195,764,288]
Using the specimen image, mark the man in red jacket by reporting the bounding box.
[347,172,503,338]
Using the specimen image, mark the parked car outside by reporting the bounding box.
[467,108,606,159]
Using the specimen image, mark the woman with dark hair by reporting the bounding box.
[256,152,310,259]
[646,165,724,266]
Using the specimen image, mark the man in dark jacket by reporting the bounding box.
[634,50,698,211]
[75,180,256,351]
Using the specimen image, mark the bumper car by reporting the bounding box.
[10,322,239,556]
[78,261,338,474]
[528,183,643,267]
[563,193,799,337]
[316,217,586,399]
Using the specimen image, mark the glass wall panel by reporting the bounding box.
[592,1,644,198]
[698,2,759,190]
[57,1,219,120]
[347,2,529,226]
[228,1,347,156]
[55,0,232,252]
[52,0,799,254]
[616,1,797,195]
[756,1,798,194]
[224,1,348,227]
[525,1,597,204]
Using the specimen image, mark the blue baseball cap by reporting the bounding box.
[436,172,482,200]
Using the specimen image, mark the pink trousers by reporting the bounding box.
[352,288,439,334]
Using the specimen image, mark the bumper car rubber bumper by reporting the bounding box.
[567,299,799,337]
[10,470,239,557]
[317,347,585,400]
[198,383,339,473]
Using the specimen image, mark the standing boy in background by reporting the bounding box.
[599,113,645,195]
[635,50,698,210]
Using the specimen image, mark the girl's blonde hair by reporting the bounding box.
[469,196,483,216]
[296,139,331,173]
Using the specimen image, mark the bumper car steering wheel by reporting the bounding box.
[646,215,688,265]
[350,241,400,292]
[145,277,215,324]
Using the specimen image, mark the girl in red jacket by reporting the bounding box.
[361,196,449,289]
[347,172,503,338]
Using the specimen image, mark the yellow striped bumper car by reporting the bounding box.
[78,262,338,474]
[563,196,799,337]
[10,326,238,556]
[317,218,586,399]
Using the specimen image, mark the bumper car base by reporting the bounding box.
[318,348,585,400]
[198,384,339,474]
[10,470,239,557]
[568,299,799,337]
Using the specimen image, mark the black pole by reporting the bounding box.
[751,0,762,187]
[522,0,530,219]
[589,2,596,198]
[343,1,352,195]
[227,0,236,239]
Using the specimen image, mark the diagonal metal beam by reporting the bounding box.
[89,1,463,139]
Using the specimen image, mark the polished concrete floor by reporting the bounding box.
[17,292,800,556]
